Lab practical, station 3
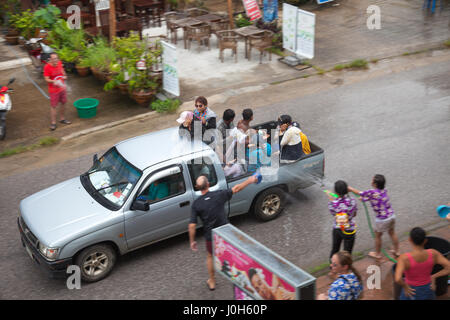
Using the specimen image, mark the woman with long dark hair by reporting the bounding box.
[318,251,363,300]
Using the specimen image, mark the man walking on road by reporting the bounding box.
[189,175,258,291]
[43,53,71,131]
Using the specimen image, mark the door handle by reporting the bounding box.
[179,201,190,207]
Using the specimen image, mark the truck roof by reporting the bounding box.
[114,127,211,171]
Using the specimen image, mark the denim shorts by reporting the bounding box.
[400,283,435,300]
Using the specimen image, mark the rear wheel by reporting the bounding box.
[75,244,116,283]
[253,187,286,221]
[0,120,6,140]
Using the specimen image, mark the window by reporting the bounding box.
[83,147,142,209]
[137,172,186,204]
[187,157,218,190]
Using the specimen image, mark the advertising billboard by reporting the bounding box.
[213,224,316,300]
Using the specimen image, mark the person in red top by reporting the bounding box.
[43,53,71,131]
[395,227,450,300]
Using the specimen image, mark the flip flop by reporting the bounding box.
[206,280,215,291]
[368,251,382,259]
[389,249,400,257]
[50,123,56,131]
[59,119,71,125]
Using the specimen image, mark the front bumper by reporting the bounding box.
[18,217,72,278]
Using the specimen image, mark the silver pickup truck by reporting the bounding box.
[18,121,324,282]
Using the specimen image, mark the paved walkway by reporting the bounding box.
[315,223,449,300]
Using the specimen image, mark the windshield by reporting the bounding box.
[84,148,142,208]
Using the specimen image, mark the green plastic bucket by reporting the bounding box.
[74,98,99,119]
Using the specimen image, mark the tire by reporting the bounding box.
[75,244,116,283]
[253,187,286,221]
[0,122,5,140]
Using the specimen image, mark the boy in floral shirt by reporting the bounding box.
[348,174,400,259]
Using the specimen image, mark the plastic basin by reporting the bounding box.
[74,98,99,119]
[436,205,450,218]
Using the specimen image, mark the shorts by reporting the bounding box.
[50,90,67,107]
[206,240,212,255]
[400,283,435,300]
[375,217,395,233]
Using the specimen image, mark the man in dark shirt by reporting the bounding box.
[189,175,258,291]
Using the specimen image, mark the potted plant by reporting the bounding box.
[56,46,80,73]
[32,5,61,37]
[85,37,117,82]
[127,53,160,106]
[76,54,91,77]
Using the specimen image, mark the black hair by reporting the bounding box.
[278,114,292,125]
[334,180,348,197]
[242,108,253,121]
[223,109,235,122]
[248,268,257,281]
[195,96,208,106]
[410,227,426,246]
[373,174,385,189]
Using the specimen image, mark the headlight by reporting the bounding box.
[38,242,59,260]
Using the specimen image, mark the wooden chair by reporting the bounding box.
[185,8,209,17]
[216,30,239,63]
[248,30,274,63]
[164,11,184,44]
[210,19,230,47]
[186,23,211,51]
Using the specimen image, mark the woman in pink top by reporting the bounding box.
[395,227,450,300]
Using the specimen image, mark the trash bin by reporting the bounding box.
[424,236,450,297]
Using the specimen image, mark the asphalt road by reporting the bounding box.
[0,58,449,299]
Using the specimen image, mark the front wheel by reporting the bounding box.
[75,244,117,283]
[253,187,286,221]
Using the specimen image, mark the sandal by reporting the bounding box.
[368,251,382,259]
[50,123,56,131]
[60,119,71,125]
[206,279,215,291]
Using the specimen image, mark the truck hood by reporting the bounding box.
[20,177,120,247]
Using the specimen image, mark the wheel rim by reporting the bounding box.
[82,252,109,277]
[261,194,281,216]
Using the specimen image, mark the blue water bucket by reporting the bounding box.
[436,205,450,218]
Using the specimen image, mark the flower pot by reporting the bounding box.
[75,65,90,77]
[131,90,155,107]
[5,35,19,45]
[63,61,76,73]
[7,28,19,36]
[118,83,129,95]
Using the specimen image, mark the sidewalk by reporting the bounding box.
[314,223,449,300]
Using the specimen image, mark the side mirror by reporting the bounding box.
[93,154,98,166]
[131,199,149,212]
[7,78,15,86]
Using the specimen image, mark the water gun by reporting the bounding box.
[324,190,339,198]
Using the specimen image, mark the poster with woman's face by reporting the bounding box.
[214,233,296,300]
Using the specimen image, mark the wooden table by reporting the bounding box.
[193,13,223,23]
[233,25,265,59]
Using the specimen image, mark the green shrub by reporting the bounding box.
[151,99,181,113]
[235,14,252,28]
[348,59,368,69]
